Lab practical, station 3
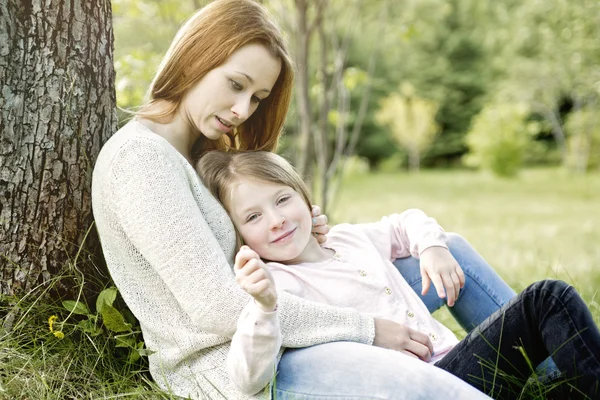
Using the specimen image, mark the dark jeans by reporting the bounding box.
[435,280,600,400]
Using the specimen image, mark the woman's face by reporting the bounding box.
[180,43,282,140]
[227,178,314,264]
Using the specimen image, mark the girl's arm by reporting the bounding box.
[357,209,464,304]
[107,138,374,344]
[357,209,449,260]
[227,301,281,395]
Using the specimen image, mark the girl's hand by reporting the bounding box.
[311,205,330,244]
[234,246,278,312]
[419,247,465,307]
[373,318,433,362]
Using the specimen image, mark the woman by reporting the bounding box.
[93,0,519,398]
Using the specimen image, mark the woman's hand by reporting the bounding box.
[373,318,433,362]
[311,205,330,244]
[234,246,278,312]
[419,246,465,307]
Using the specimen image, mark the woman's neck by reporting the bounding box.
[138,108,197,163]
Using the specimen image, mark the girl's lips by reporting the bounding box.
[215,116,232,133]
[272,228,296,243]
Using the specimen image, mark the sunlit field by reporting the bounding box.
[331,167,600,335]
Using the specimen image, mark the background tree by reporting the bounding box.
[0,0,117,298]
[376,83,439,172]
[463,103,538,177]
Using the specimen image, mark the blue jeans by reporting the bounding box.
[274,233,540,399]
[395,233,558,379]
[435,280,600,400]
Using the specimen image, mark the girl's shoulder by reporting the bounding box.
[327,223,372,246]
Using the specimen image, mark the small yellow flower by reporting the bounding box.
[48,315,58,332]
[48,315,64,339]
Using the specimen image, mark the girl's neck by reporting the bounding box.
[283,235,335,265]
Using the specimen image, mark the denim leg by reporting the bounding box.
[434,280,600,400]
[275,341,492,400]
[393,233,560,378]
[393,232,517,330]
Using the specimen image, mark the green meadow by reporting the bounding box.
[331,167,600,335]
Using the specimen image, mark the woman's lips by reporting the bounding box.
[272,228,296,243]
[215,116,233,133]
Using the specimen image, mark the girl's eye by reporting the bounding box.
[277,196,290,205]
[246,214,259,223]
[230,80,243,91]
[251,95,262,104]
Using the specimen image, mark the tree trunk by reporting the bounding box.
[0,0,117,299]
[293,0,313,179]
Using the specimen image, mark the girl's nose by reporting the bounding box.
[269,214,285,230]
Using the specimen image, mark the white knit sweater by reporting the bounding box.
[91,120,375,400]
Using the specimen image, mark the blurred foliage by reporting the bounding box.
[113,0,600,173]
[464,103,538,177]
[376,82,439,171]
[564,107,600,172]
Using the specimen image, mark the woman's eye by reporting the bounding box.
[251,95,262,104]
[230,80,243,91]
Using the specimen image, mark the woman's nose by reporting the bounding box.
[231,97,252,121]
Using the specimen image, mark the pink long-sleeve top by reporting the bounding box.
[227,209,460,394]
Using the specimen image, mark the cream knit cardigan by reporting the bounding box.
[91,120,375,400]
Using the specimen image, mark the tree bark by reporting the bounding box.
[293,0,313,179]
[0,0,117,298]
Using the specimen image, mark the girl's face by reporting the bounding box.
[180,43,282,140]
[228,178,314,263]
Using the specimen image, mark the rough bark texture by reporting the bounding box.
[0,0,117,298]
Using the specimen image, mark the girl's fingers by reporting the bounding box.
[430,274,446,299]
[441,274,456,307]
[420,271,431,296]
[234,248,259,271]
[451,272,462,298]
[457,267,466,287]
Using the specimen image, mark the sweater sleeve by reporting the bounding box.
[105,137,375,344]
[227,301,281,395]
[357,209,449,260]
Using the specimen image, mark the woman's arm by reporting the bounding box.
[106,138,374,344]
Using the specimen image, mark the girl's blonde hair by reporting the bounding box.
[137,0,294,156]
[196,151,313,214]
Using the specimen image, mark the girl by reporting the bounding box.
[196,150,600,400]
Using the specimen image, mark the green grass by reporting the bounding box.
[333,167,600,364]
[1,167,598,399]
